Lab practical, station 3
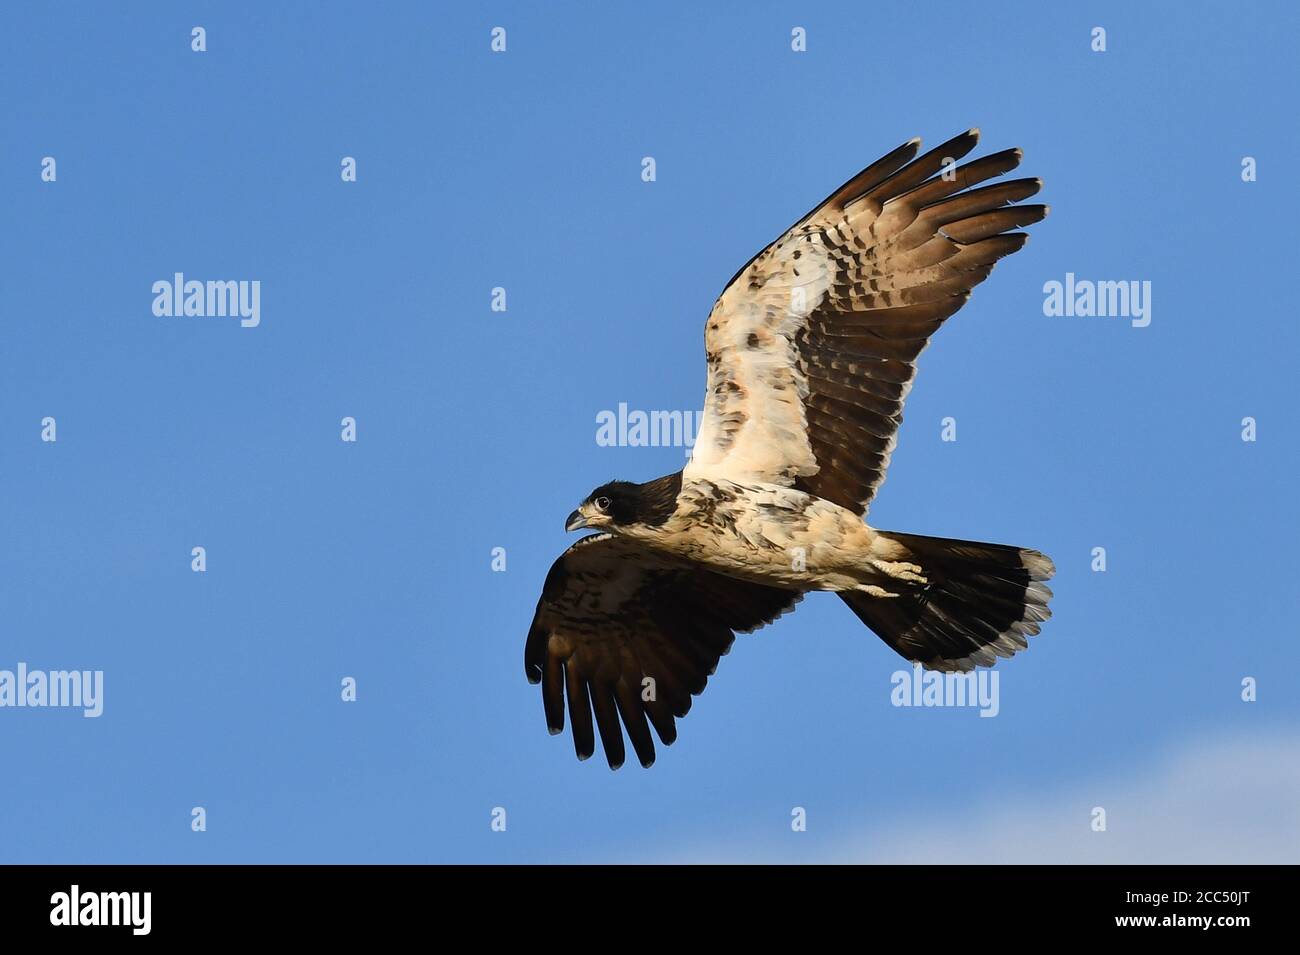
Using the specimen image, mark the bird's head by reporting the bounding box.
[565,472,683,533]
[565,481,640,532]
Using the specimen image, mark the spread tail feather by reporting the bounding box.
[842,531,1054,671]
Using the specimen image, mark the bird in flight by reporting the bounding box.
[525,129,1054,769]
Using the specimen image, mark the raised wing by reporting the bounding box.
[524,534,799,769]
[685,129,1046,513]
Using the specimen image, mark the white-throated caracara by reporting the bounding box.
[526,129,1054,769]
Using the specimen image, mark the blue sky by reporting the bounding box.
[1,1,1296,863]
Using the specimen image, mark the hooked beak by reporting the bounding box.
[565,509,589,532]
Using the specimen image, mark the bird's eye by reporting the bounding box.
[594,496,612,511]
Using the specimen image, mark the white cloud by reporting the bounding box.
[654,730,1300,864]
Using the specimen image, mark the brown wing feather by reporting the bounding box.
[524,534,800,769]
[686,129,1047,514]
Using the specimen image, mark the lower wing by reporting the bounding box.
[524,534,800,768]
